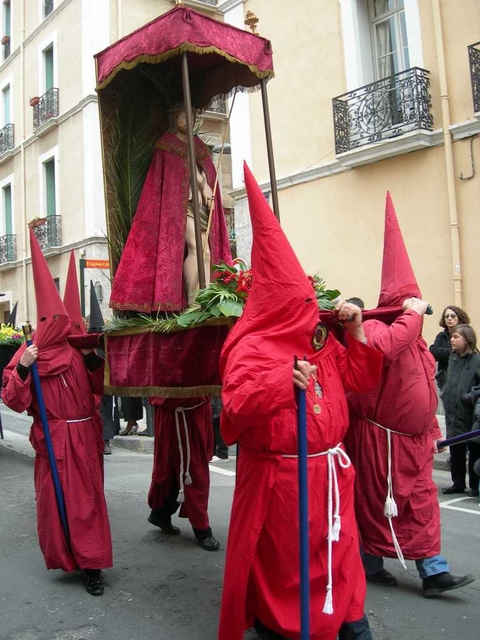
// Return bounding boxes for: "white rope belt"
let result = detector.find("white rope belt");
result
[283,443,351,615]
[65,417,92,423]
[363,417,407,569]
[174,402,205,504]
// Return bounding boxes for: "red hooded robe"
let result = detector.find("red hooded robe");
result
[109,132,232,312]
[2,232,112,572]
[218,165,383,640]
[345,192,442,561]
[148,397,213,531]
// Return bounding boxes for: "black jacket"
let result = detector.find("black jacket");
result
[429,329,451,374]
[442,352,480,437]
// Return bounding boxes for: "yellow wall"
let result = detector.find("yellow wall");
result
[239,0,480,344]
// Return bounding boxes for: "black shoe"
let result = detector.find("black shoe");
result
[442,485,465,495]
[467,488,479,497]
[366,568,398,587]
[423,572,475,597]
[85,570,104,596]
[253,619,287,639]
[197,535,220,551]
[338,615,373,640]
[147,513,180,535]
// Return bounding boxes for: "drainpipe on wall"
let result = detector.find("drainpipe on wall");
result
[432,0,463,307]
[20,0,28,320]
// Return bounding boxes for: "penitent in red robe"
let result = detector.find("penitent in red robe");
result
[148,398,213,530]
[345,311,442,560]
[109,132,232,313]
[2,347,113,572]
[219,334,383,640]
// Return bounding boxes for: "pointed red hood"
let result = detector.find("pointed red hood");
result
[63,251,86,336]
[220,163,319,373]
[377,192,421,308]
[30,229,72,374]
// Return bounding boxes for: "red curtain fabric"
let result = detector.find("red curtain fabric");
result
[104,323,229,396]
[95,6,274,98]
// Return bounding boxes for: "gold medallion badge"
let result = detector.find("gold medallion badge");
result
[312,323,329,351]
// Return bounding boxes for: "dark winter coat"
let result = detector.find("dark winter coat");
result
[429,329,451,376]
[442,352,480,437]
[462,384,480,443]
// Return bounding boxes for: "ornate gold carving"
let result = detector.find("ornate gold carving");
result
[244,10,259,35]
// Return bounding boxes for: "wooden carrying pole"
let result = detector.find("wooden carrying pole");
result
[181,51,207,289]
[260,78,280,221]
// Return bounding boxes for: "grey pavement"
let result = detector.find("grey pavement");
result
[0,402,451,470]
[1,404,478,640]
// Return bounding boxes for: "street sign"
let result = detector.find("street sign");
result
[84,259,110,269]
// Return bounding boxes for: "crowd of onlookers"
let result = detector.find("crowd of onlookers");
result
[429,306,480,497]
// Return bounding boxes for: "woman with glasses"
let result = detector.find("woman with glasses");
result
[430,306,470,389]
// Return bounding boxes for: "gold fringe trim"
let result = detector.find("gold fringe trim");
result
[105,384,222,398]
[96,43,274,92]
[104,317,234,337]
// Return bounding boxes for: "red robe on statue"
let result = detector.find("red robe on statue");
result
[2,347,113,572]
[345,313,442,560]
[148,397,213,530]
[109,132,232,313]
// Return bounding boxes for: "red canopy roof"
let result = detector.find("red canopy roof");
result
[94,6,274,106]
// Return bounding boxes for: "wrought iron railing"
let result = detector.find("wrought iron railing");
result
[44,0,54,17]
[32,216,61,250]
[0,123,14,155]
[33,88,59,131]
[468,42,480,114]
[206,95,227,115]
[196,0,218,5]
[0,233,16,263]
[332,67,433,155]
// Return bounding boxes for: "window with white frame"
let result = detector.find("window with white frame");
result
[44,0,54,19]
[3,182,12,235]
[44,44,54,92]
[3,0,11,61]
[44,157,56,216]
[3,83,10,125]
[340,0,423,91]
[369,0,410,79]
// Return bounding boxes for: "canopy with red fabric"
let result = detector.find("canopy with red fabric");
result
[95,5,274,105]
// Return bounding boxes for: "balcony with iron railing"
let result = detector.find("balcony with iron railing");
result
[31,216,62,251]
[0,233,16,264]
[32,88,59,132]
[468,42,480,116]
[332,67,434,156]
[0,123,14,156]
